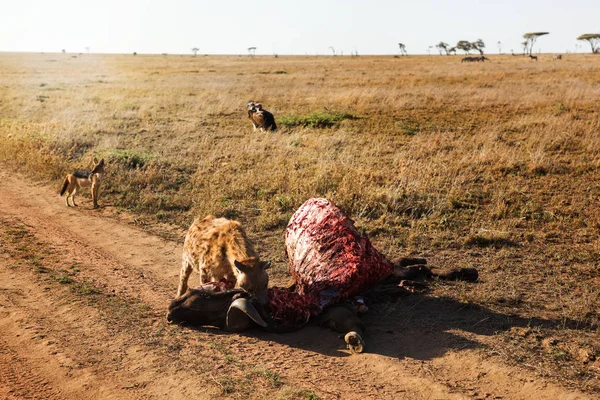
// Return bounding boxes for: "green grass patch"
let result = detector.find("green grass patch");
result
[395,121,421,136]
[106,149,155,169]
[279,110,358,128]
[51,272,73,284]
[71,282,99,295]
[247,367,284,388]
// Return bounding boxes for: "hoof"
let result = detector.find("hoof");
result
[345,331,365,354]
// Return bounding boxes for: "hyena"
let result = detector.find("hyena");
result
[177,215,270,304]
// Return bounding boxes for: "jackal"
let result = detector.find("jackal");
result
[59,157,105,208]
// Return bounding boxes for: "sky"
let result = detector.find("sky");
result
[1,0,599,55]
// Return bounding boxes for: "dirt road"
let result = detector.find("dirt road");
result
[0,168,590,399]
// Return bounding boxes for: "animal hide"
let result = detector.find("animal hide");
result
[267,198,394,327]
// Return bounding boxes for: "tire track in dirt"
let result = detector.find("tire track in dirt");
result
[0,338,61,400]
[0,216,218,399]
[0,173,179,312]
[0,271,137,399]
[0,168,592,399]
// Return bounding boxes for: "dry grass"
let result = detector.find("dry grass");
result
[1,52,599,391]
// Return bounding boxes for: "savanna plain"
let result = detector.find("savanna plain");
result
[0,52,599,399]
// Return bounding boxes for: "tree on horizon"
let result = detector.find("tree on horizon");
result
[436,42,450,55]
[577,34,600,53]
[523,32,549,55]
[456,41,472,54]
[471,39,485,55]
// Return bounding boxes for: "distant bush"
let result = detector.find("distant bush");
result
[107,149,154,169]
[279,111,358,128]
[258,70,287,74]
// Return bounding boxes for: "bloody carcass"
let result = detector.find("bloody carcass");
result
[268,198,394,322]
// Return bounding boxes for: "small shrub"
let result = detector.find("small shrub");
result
[72,283,99,295]
[107,149,153,169]
[464,232,517,248]
[275,194,293,212]
[247,367,284,388]
[51,272,73,284]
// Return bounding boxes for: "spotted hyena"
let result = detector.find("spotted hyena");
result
[176,216,270,304]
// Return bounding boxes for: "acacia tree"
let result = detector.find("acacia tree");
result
[470,39,485,55]
[523,32,549,55]
[456,40,472,54]
[248,47,257,57]
[191,47,199,57]
[398,43,407,56]
[577,34,600,53]
[436,42,450,55]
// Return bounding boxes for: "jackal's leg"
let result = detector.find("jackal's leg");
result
[65,183,75,206]
[71,188,78,207]
[176,255,194,297]
[91,182,99,208]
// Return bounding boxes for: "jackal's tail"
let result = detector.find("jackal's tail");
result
[59,177,69,196]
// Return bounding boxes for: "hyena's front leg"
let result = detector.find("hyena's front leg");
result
[176,255,195,297]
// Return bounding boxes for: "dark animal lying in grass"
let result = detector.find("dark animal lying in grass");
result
[166,288,269,331]
[167,285,366,352]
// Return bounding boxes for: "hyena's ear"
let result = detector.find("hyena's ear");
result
[234,260,252,275]
[93,157,99,164]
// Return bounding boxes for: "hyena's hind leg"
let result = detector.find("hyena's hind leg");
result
[176,254,195,297]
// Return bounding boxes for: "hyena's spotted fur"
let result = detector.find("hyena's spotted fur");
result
[177,216,270,303]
